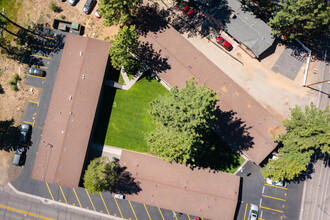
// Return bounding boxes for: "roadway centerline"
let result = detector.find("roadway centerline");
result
[0,204,54,220]
[72,188,82,208]
[158,207,165,220]
[85,189,96,211]
[260,206,284,213]
[31,54,50,59]
[99,192,110,215]
[128,200,138,220]
[262,194,286,201]
[59,186,68,204]
[45,183,54,200]
[264,184,288,190]
[113,197,123,218]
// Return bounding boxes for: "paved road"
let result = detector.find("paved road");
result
[300,156,330,220]
[235,161,304,220]
[0,185,115,220]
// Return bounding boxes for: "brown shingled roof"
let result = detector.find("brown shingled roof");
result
[32,34,110,188]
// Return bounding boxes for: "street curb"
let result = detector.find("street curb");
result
[298,180,307,220]
[7,183,125,220]
[234,159,249,175]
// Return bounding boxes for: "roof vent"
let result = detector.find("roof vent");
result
[80,51,83,56]
[61,130,65,134]
[82,75,86,79]
[59,111,62,114]
[69,96,73,100]
[64,147,67,151]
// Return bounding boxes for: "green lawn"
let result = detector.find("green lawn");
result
[104,77,169,152]
[0,0,22,40]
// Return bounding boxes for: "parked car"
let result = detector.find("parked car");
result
[114,194,124,199]
[13,146,25,166]
[266,177,287,187]
[68,0,78,6]
[249,204,259,220]
[94,9,101,18]
[194,218,201,220]
[19,124,30,143]
[216,36,233,51]
[176,1,195,17]
[28,67,46,77]
[82,0,96,14]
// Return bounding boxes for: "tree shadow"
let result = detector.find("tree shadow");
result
[130,2,170,37]
[113,165,142,195]
[0,119,20,151]
[214,108,254,151]
[137,42,171,74]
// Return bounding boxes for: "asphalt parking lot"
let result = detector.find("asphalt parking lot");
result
[12,28,205,220]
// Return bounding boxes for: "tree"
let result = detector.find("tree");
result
[146,78,219,164]
[83,157,118,193]
[109,25,141,75]
[261,103,330,181]
[99,0,142,26]
[268,0,330,39]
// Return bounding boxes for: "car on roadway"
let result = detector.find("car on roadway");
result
[176,1,195,17]
[68,0,78,6]
[249,204,259,220]
[94,9,101,18]
[216,36,233,51]
[12,146,25,166]
[83,0,96,14]
[19,124,31,143]
[266,177,287,187]
[27,67,46,77]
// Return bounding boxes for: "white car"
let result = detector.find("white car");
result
[249,204,259,220]
[266,177,287,187]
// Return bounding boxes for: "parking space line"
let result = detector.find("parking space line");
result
[0,204,54,220]
[144,204,152,220]
[72,189,82,208]
[85,189,96,211]
[187,214,191,220]
[32,44,53,50]
[31,54,50,59]
[262,194,286,201]
[59,186,68,204]
[99,193,110,215]
[45,183,54,200]
[172,211,178,220]
[258,218,265,220]
[113,197,123,218]
[23,120,34,127]
[29,100,39,107]
[35,35,55,40]
[243,203,248,220]
[32,64,48,69]
[128,200,138,220]
[27,74,45,79]
[264,184,288,190]
[260,206,283,213]
[158,207,165,220]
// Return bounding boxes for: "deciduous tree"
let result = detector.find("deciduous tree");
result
[83,157,118,193]
[99,0,142,26]
[146,79,219,164]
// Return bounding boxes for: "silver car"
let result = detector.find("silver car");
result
[249,204,259,220]
[19,124,30,143]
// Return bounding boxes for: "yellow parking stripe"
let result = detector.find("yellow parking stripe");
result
[72,189,82,208]
[31,54,50,59]
[114,197,123,218]
[144,204,152,220]
[29,100,39,107]
[32,64,48,69]
[264,184,287,190]
[128,200,138,220]
[158,207,165,220]
[99,193,110,215]
[23,121,34,127]
[187,214,191,220]
[32,44,53,50]
[262,194,286,201]
[27,74,45,79]
[260,206,283,213]
[85,189,96,211]
[172,211,178,220]
[45,183,54,200]
[258,218,266,220]
[0,204,53,220]
[35,35,55,40]
[59,186,68,204]
[243,203,248,220]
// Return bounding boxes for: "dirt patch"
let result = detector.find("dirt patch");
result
[0,150,21,186]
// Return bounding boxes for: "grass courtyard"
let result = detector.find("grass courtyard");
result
[104,76,169,152]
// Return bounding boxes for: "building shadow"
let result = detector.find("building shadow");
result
[258,37,279,61]
[114,165,142,195]
[234,177,243,220]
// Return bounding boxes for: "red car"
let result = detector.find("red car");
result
[176,2,195,17]
[94,9,101,18]
[216,36,233,51]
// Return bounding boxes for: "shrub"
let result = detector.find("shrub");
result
[49,1,62,13]
[8,74,21,91]
[59,14,66,20]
